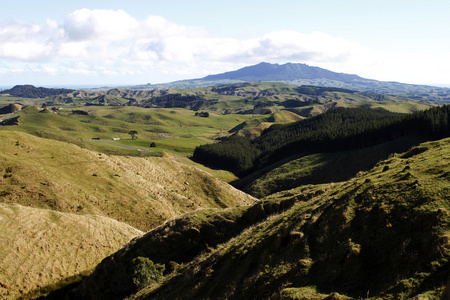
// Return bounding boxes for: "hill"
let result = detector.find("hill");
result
[0,203,143,299]
[0,131,255,231]
[0,103,22,114]
[55,136,450,300]
[193,105,450,177]
[131,63,450,103]
[0,85,75,98]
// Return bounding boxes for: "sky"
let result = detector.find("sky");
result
[0,0,449,87]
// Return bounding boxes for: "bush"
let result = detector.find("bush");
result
[131,257,165,290]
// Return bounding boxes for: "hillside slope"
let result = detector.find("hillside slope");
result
[61,137,450,300]
[137,138,450,299]
[0,131,255,231]
[0,203,143,299]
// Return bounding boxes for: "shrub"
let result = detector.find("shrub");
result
[131,257,165,290]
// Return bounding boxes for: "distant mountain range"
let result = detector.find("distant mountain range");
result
[132,62,450,103]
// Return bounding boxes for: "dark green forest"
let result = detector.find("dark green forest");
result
[139,93,209,109]
[1,85,75,98]
[193,105,450,175]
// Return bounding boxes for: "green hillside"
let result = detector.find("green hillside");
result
[0,83,445,300]
[0,131,255,231]
[60,136,450,300]
[0,105,263,158]
[193,105,450,176]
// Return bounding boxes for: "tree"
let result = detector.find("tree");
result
[150,142,156,147]
[129,130,138,140]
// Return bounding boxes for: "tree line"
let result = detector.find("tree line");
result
[1,85,74,98]
[192,105,450,175]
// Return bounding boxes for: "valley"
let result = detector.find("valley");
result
[0,75,449,299]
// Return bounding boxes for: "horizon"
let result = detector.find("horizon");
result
[1,61,450,90]
[1,0,450,87]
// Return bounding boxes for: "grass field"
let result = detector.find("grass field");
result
[0,203,143,299]
[0,131,255,231]
[0,105,266,157]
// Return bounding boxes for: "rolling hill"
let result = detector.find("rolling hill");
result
[0,85,75,98]
[54,136,450,300]
[0,203,143,300]
[0,131,255,231]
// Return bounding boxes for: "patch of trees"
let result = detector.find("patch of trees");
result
[192,135,260,174]
[72,110,89,115]
[1,85,74,98]
[280,99,321,108]
[193,105,450,176]
[211,83,253,94]
[254,100,275,109]
[139,94,207,109]
[295,85,355,95]
[195,111,209,117]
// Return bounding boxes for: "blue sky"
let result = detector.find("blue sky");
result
[0,0,449,87]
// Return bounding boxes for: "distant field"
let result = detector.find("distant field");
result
[0,105,263,157]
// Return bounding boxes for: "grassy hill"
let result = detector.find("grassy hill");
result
[0,203,143,300]
[0,84,445,300]
[0,105,266,158]
[60,136,450,300]
[0,131,255,231]
[237,135,422,198]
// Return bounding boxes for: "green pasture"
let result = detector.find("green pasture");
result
[0,105,261,157]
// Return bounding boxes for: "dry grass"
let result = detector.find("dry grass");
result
[0,203,143,299]
[0,131,255,231]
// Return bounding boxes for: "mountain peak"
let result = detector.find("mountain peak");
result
[201,62,361,82]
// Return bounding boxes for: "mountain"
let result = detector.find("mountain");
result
[131,62,450,103]
[202,62,362,82]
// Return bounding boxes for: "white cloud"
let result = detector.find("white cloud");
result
[0,8,448,85]
[64,9,138,41]
[0,20,42,42]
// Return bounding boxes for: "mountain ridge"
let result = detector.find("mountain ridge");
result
[131,62,450,103]
[201,62,363,83]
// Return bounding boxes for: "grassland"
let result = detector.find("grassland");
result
[0,203,143,300]
[0,83,443,299]
[117,137,450,300]
[0,105,267,158]
[0,131,255,231]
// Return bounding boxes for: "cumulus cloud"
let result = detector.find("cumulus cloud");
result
[0,8,448,85]
[64,9,138,41]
